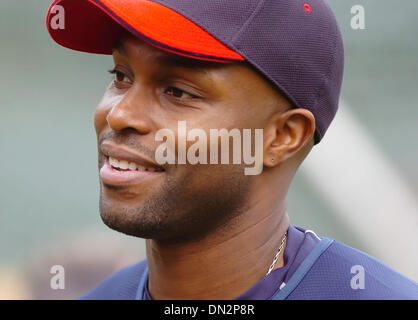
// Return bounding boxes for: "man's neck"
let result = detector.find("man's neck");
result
[145,198,290,300]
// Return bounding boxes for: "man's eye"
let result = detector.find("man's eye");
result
[164,86,195,99]
[108,68,130,83]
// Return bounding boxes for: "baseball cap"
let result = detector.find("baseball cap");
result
[46,0,344,145]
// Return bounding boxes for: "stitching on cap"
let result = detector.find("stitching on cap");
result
[149,0,259,51]
[230,0,267,45]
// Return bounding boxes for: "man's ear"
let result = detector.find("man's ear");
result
[263,108,316,167]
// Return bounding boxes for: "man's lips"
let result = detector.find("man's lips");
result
[100,141,163,171]
[99,141,164,186]
[100,160,164,186]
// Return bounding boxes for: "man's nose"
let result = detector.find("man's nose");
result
[106,88,152,135]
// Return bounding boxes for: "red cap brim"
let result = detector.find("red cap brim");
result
[46,0,245,63]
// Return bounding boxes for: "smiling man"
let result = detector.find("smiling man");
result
[46,0,417,300]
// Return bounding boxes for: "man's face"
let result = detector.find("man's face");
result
[94,34,283,244]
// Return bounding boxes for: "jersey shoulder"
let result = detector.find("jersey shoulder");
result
[288,239,418,300]
[79,259,147,300]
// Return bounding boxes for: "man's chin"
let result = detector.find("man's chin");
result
[99,202,155,239]
[97,165,252,243]
[97,174,178,240]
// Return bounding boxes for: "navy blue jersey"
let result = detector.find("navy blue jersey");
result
[80,226,418,300]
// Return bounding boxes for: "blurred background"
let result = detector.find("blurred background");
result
[0,0,417,299]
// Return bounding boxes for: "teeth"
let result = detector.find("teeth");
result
[109,157,118,167]
[108,157,162,172]
[117,160,128,170]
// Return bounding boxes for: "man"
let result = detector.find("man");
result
[46,0,417,299]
